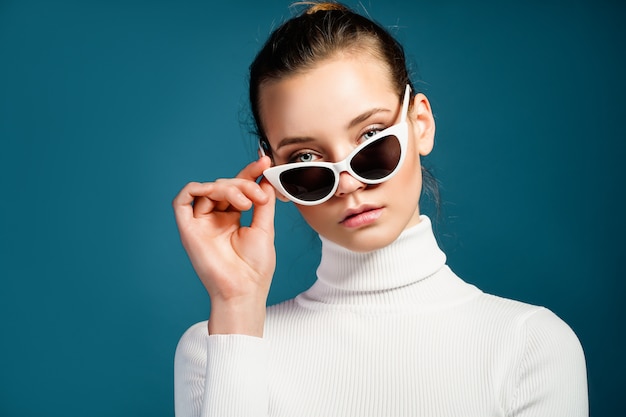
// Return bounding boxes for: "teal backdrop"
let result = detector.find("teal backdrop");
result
[1,0,624,415]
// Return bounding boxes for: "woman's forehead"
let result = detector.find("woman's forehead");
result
[258,57,398,139]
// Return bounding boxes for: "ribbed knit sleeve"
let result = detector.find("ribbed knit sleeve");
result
[174,322,269,417]
[507,308,588,417]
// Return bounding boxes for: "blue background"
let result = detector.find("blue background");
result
[1,0,624,415]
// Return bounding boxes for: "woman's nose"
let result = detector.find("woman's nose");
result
[335,171,366,197]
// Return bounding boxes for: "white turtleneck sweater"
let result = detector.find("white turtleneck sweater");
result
[174,216,588,417]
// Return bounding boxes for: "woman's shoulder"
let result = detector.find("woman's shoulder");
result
[469,291,585,362]
[471,291,576,334]
[472,294,588,413]
[476,291,575,328]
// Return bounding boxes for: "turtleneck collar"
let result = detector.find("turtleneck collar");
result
[316,215,445,292]
[296,216,479,310]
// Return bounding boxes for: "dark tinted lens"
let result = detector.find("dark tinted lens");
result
[280,166,336,202]
[351,135,401,180]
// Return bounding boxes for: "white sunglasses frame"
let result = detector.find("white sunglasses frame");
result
[260,84,412,206]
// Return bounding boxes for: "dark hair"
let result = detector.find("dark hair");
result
[249,2,412,144]
[248,1,440,215]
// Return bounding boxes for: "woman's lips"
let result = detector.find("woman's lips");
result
[340,207,383,228]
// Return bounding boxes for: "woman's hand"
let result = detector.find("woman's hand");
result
[172,156,276,336]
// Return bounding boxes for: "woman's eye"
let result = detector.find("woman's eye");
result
[362,129,382,141]
[290,152,316,163]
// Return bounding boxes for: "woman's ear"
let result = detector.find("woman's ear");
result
[409,93,436,156]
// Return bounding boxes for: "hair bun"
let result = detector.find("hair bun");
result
[294,1,349,15]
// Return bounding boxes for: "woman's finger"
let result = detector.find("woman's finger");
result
[192,196,214,216]
[206,180,269,212]
[172,182,214,224]
[235,156,272,181]
[174,177,272,223]
[250,179,276,238]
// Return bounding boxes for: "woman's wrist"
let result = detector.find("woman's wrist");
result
[208,297,267,337]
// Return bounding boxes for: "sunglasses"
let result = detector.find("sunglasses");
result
[260,84,411,206]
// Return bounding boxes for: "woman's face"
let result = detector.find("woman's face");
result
[259,53,435,252]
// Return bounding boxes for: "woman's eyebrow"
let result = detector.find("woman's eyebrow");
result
[347,108,392,129]
[275,136,316,151]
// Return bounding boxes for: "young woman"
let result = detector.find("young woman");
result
[172,3,588,416]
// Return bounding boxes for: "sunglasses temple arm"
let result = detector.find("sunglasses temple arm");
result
[401,84,411,123]
[258,142,266,157]
[258,140,276,163]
